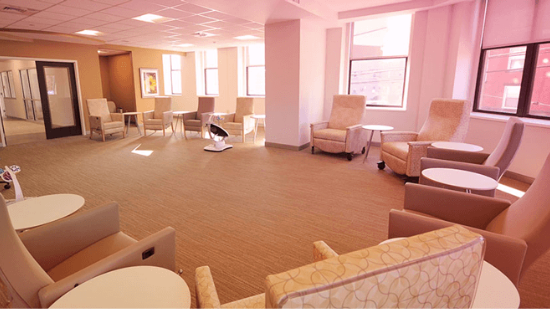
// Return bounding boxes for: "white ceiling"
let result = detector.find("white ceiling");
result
[0,0,460,52]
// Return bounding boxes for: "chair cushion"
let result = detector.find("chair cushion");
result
[153,97,172,119]
[143,119,163,125]
[313,128,346,142]
[103,121,124,130]
[47,232,136,281]
[381,142,409,161]
[184,119,201,127]
[223,122,243,130]
[87,99,112,122]
[327,95,365,130]
[197,97,215,119]
[222,293,265,308]
[235,98,254,123]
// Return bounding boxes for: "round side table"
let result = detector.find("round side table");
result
[432,141,484,152]
[362,125,394,163]
[421,168,498,193]
[252,114,265,143]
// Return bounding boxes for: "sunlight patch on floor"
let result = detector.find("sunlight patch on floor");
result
[131,144,153,157]
[497,183,525,198]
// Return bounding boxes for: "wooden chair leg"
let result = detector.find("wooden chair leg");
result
[102,131,105,142]
[122,129,126,138]
[171,122,174,133]
[242,129,245,143]
[162,127,165,136]
[90,131,93,140]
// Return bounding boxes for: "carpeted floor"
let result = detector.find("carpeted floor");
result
[3,117,46,145]
[0,127,548,308]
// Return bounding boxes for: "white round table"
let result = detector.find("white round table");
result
[379,238,520,308]
[432,141,484,152]
[8,194,84,231]
[122,112,142,136]
[49,266,191,308]
[252,114,266,143]
[173,111,194,137]
[362,125,394,163]
[422,168,498,193]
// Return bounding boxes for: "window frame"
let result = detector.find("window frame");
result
[473,41,550,120]
[163,54,182,96]
[246,64,265,97]
[347,56,408,108]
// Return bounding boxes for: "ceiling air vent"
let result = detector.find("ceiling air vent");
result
[2,6,38,16]
[193,32,215,38]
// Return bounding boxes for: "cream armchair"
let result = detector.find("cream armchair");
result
[311,95,367,161]
[420,116,525,196]
[220,97,255,143]
[142,97,174,136]
[379,98,470,177]
[196,225,485,308]
[183,96,215,138]
[86,98,125,142]
[0,197,176,308]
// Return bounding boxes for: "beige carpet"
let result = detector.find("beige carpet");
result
[3,117,46,146]
[0,127,548,308]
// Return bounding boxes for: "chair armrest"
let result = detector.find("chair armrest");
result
[404,183,511,229]
[381,131,418,143]
[200,112,213,124]
[388,210,526,285]
[427,147,490,164]
[20,202,121,272]
[420,157,500,183]
[110,113,123,122]
[88,116,103,130]
[38,227,176,308]
[221,113,235,124]
[313,241,338,262]
[183,112,198,121]
[142,110,154,121]
[163,110,173,124]
[310,121,329,132]
[195,266,222,308]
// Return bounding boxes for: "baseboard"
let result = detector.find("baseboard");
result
[504,170,534,184]
[265,141,310,151]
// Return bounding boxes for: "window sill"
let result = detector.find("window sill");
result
[471,112,550,129]
[365,106,407,111]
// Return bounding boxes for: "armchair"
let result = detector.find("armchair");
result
[86,98,125,142]
[0,196,176,308]
[420,117,524,196]
[389,153,550,286]
[379,98,470,176]
[220,97,255,143]
[310,95,367,161]
[142,97,174,136]
[196,225,485,308]
[183,96,215,139]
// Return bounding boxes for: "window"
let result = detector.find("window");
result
[348,14,411,107]
[246,44,265,96]
[162,54,182,95]
[0,71,15,99]
[204,50,218,95]
[474,42,550,119]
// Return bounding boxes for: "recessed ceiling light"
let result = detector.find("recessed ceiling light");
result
[234,35,260,40]
[176,43,194,47]
[133,13,173,23]
[76,30,102,36]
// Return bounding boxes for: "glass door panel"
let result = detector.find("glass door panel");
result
[19,69,35,120]
[28,68,43,120]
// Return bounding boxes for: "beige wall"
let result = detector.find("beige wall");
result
[0,59,36,119]
[99,56,111,100]
[103,53,136,112]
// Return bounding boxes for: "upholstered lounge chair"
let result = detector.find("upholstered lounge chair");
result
[196,225,485,308]
[0,197,176,308]
[183,96,215,139]
[389,153,550,286]
[142,97,174,136]
[379,98,470,176]
[310,95,367,161]
[220,97,255,143]
[420,116,524,196]
[86,98,125,142]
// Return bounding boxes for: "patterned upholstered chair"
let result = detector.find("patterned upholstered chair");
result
[196,225,485,308]
[379,98,470,177]
[310,95,366,161]
[183,96,215,139]
[420,117,524,196]
[0,196,176,308]
[390,153,550,286]
[220,97,255,143]
[142,97,174,136]
[86,98,125,142]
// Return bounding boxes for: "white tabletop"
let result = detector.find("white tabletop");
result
[362,125,394,131]
[252,114,266,119]
[422,168,498,191]
[50,266,191,308]
[432,141,484,152]
[8,194,84,231]
[121,111,140,116]
[173,111,193,115]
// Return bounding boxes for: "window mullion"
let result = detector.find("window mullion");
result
[517,44,537,117]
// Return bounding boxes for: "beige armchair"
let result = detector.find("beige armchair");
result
[311,95,367,161]
[142,97,174,136]
[379,98,470,176]
[86,98,125,142]
[220,97,255,143]
[389,153,550,286]
[183,96,215,139]
[0,197,176,308]
[420,116,525,196]
[196,225,485,308]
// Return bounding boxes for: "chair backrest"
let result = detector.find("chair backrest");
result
[86,99,112,122]
[327,95,366,130]
[0,195,54,308]
[417,99,470,142]
[197,97,216,119]
[483,117,524,179]
[265,225,485,308]
[154,97,173,119]
[486,152,550,275]
[235,97,254,123]
[107,101,117,113]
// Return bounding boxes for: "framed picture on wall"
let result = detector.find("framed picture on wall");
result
[139,68,159,98]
